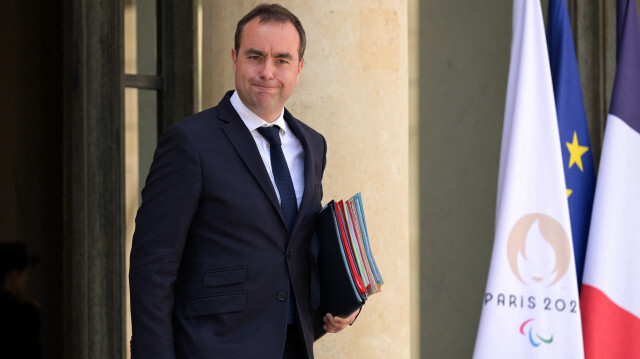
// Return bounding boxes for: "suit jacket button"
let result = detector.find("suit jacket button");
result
[286,250,292,259]
[278,291,288,301]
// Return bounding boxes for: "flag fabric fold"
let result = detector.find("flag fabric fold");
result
[580,0,640,357]
[547,0,596,287]
[473,0,584,357]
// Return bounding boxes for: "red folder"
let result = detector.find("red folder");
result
[334,201,366,295]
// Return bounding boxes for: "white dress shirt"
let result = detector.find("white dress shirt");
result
[230,91,305,208]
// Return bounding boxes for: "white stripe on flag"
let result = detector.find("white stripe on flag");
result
[473,0,584,357]
[582,114,640,318]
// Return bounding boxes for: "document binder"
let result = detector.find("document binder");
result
[312,193,383,317]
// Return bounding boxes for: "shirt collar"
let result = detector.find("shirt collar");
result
[230,91,287,134]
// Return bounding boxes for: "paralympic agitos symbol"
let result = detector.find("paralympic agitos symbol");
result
[520,318,553,347]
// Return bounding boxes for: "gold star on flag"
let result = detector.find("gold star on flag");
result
[567,189,573,198]
[566,131,589,171]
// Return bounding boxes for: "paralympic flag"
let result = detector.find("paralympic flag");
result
[473,0,584,357]
[580,0,640,357]
[546,0,596,287]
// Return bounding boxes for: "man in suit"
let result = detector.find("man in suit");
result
[129,4,359,358]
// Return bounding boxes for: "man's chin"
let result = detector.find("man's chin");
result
[254,95,280,108]
[248,98,283,121]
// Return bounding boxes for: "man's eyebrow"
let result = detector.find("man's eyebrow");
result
[244,48,294,60]
[273,52,294,60]
[244,48,266,57]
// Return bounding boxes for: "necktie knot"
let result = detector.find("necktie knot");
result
[257,126,282,146]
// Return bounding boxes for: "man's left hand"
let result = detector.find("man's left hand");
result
[322,308,361,333]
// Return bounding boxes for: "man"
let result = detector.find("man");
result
[129,4,358,358]
[0,242,41,359]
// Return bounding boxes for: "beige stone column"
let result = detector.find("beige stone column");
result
[202,1,410,358]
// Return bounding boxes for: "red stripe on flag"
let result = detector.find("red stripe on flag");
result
[581,284,640,359]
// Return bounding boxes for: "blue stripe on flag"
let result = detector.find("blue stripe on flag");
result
[547,0,596,287]
[610,0,640,131]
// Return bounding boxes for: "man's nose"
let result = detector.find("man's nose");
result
[259,60,275,79]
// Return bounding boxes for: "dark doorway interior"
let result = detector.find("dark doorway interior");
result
[0,2,64,358]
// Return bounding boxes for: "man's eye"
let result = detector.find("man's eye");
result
[248,56,260,61]
[278,59,289,64]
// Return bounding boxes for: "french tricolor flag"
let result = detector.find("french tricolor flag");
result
[580,0,640,357]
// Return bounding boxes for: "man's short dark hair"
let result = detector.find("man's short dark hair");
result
[235,3,306,62]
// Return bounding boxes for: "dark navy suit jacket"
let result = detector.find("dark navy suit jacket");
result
[129,91,327,358]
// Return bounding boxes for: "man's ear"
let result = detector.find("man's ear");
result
[231,48,237,72]
[296,57,304,81]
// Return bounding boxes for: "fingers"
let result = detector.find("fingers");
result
[322,313,351,333]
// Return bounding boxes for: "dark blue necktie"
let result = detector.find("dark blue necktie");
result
[257,126,298,233]
[258,126,299,324]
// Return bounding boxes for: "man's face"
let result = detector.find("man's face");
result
[232,18,304,122]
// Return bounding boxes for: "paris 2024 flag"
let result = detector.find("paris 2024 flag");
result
[580,0,640,357]
[473,0,584,357]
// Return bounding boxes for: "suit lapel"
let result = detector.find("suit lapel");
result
[285,110,318,239]
[218,92,285,224]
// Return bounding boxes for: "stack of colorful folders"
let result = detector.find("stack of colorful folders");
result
[314,193,384,317]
